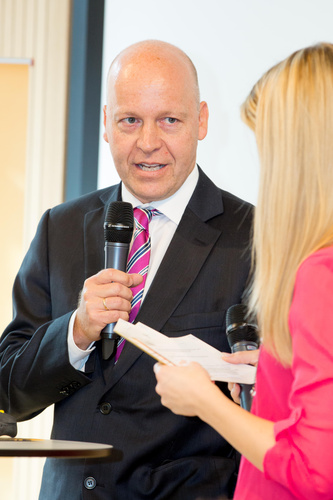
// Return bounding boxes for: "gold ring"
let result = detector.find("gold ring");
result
[103,298,109,311]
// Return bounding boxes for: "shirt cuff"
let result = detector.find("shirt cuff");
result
[67,310,95,372]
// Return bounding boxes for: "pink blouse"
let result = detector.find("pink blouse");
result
[234,246,333,499]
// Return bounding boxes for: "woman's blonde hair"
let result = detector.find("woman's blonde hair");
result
[242,43,333,365]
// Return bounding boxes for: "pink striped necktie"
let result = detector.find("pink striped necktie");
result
[115,207,160,361]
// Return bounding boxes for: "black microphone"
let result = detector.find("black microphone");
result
[0,411,17,437]
[101,201,134,360]
[226,304,259,411]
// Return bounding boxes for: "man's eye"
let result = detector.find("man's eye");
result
[124,117,137,124]
[165,117,178,124]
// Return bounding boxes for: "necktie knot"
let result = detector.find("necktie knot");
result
[133,207,161,233]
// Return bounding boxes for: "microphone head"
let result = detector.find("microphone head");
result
[226,304,259,350]
[104,201,134,243]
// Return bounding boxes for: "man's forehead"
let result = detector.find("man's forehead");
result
[107,82,195,119]
[107,65,194,104]
[109,57,185,85]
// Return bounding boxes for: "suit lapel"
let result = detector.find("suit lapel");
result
[137,209,222,331]
[83,186,121,279]
[83,207,105,279]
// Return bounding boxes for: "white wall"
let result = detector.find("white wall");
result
[98,0,333,205]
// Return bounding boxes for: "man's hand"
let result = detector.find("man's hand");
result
[73,269,143,350]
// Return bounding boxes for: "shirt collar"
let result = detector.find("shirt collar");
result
[121,165,199,225]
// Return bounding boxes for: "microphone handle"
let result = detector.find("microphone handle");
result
[101,242,130,360]
[239,383,253,412]
[231,341,257,412]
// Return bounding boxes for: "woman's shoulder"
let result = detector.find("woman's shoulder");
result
[297,245,333,279]
[291,245,333,321]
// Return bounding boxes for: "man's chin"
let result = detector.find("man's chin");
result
[129,187,173,204]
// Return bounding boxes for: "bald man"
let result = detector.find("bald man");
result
[0,41,253,500]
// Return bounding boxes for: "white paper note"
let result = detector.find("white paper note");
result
[114,319,256,384]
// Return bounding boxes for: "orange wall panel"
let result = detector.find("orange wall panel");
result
[0,62,30,330]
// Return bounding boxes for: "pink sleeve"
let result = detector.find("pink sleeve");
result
[263,250,333,499]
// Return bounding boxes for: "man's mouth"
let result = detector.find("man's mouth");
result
[136,163,166,172]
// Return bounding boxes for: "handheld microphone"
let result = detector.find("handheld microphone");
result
[226,304,259,411]
[101,201,134,360]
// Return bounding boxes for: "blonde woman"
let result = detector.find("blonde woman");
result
[154,43,333,499]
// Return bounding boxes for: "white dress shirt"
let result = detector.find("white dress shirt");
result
[68,165,199,370]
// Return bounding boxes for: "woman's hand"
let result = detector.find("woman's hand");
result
[154,362,217,416]
[222,349,260,405]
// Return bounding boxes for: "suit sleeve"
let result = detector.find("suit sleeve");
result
[0,210,91,421]
[263,250,333,499]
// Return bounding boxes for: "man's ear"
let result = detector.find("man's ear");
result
[198,101,209,141]
[103,105,109,143]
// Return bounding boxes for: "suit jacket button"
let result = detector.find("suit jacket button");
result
[99,402,112,415]
[84,477,96,490]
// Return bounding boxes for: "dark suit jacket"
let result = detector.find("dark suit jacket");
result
[0,168,253,500]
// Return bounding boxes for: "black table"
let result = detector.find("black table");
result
[0,438,116,459]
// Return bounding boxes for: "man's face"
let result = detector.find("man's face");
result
[103,56,208,203]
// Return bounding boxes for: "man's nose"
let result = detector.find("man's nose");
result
[136,123,162,153]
